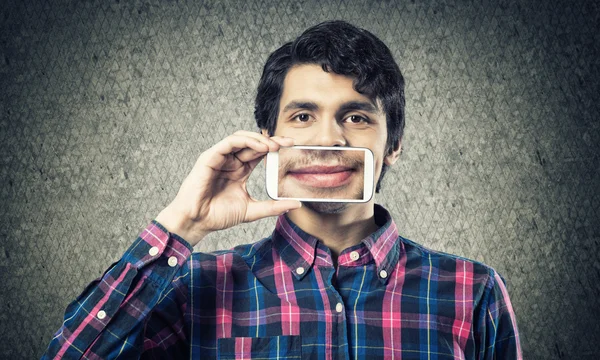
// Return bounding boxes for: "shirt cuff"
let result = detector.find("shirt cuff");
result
[122,220,194,271]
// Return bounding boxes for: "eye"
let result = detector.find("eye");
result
[344,114,370,124]
[292,113,312,122]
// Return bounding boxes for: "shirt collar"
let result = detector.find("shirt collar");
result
[272,203,400,283]
[273,212,319,280]
[360,204,401,284]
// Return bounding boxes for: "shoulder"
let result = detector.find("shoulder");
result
[398,235,502,288]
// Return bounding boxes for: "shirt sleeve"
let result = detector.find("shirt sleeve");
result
[478,270,523,360]
[41,220,194,359]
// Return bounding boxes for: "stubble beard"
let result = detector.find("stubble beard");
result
[302,201,350,214]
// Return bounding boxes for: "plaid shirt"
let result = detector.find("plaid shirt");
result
[42,204,522,359]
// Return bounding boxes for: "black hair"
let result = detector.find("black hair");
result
[254,20,405,193]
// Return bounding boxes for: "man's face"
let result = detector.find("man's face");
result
[263,64,398,213]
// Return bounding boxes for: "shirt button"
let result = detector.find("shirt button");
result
[350,251,360,261]
[149,246,159,256]
[168,256,178,267]
[97,310,106,320]
[335,302,343,313]
[379,270,388,279]
[296,267,305,275]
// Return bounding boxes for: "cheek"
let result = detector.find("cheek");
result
[276,129,298,138]
[274,126,315,143]
[372,148,387,179]
[374,157,383,180]
[272,121,292,137]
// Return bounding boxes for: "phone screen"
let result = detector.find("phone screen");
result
[267,146,373,202]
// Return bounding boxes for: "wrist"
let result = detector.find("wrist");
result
[155,207,211,246]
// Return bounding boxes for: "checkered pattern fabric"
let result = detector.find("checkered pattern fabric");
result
[42,204,521,359]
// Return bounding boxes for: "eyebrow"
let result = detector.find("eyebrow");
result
[281,100,380,115]
[337,101,379,115]
[282,101,319,113]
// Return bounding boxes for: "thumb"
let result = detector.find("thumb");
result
[245,200,302,223]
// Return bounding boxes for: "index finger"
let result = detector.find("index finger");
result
[213,135,269,155]
[231,136,296,163]
[201,135,270,170]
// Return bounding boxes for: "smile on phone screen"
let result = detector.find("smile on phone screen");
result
[277,147,365,200]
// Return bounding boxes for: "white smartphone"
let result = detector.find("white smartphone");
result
[265,146,374,203]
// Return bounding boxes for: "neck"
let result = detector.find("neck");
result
[286,201,379,259]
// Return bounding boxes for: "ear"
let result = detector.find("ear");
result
[384,139,402,166]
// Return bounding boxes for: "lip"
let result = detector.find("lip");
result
[288,166,355,188]
[288,165,354,174]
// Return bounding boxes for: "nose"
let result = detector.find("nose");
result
[310,118,347,147]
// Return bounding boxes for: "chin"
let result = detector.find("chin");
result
[302,201,349,214]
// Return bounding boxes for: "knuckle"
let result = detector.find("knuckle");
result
[238,130,253,137]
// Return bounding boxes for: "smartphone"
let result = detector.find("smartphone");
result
[265,146,374,202]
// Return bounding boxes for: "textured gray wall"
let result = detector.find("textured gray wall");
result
[1,0,598,358]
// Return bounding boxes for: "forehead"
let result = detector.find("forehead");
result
[279,64,382,112]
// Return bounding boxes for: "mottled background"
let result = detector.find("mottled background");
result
[0,0,598,358]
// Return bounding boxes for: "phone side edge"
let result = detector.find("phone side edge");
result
[265,151,279,200]
[363,148,375,202]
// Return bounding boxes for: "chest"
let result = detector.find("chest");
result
[189,264,476,359]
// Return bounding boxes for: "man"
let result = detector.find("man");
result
[43,21,522,359]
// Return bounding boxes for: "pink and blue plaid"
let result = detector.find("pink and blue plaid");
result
[42,204,521,359]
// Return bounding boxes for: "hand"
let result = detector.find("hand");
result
[155,130,302,246]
